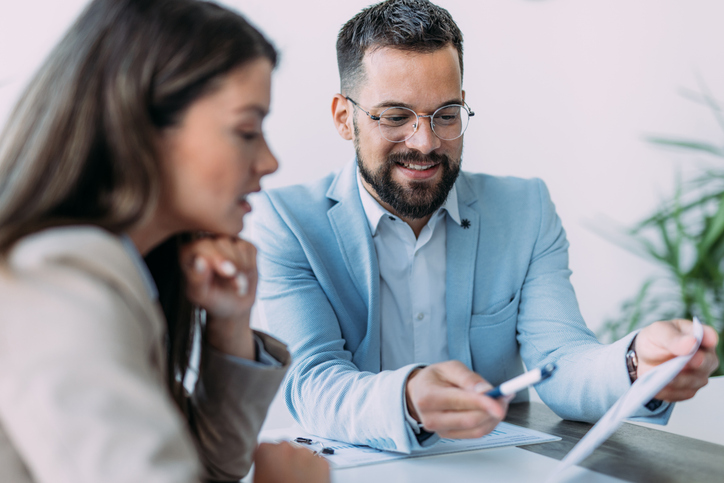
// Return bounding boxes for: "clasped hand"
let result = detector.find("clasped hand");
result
[181,235,331,483]
[180,235,258,360]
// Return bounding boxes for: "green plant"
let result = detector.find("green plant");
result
[598,103,724,376]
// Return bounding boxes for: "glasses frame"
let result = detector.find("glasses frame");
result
[345,96,475,143]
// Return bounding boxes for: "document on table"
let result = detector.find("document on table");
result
[548,317,704,481]
[270,422,560,469]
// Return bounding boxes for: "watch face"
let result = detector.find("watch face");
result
[626,349,638,368]
[626,349,638,383]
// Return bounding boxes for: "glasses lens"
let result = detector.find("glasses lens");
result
[432,105,469,140]
[377,107,417,142]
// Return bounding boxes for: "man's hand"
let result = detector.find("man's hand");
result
[405,360,510,439]
[254,442,330,483]
[636,319,719,401]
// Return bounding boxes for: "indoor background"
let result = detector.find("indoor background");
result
[2,0,723,336]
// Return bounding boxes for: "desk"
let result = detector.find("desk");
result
[257,377,724,482]
[506,402,724,483]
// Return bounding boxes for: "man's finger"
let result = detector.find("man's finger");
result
[640,321,698,361]
[422,408,497,432]
[420,387,507,420]
[438,420,501,440]
[701,325,719,350]
[685,349,719,375]
[434,360,488,391]
[415,385,488,412]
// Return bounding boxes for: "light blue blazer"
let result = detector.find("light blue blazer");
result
[252,161,670,453]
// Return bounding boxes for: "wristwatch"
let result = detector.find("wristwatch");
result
[625,336,638,383]
[625,335,664,411]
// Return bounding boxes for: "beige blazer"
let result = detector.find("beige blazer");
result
[0,227,290,483]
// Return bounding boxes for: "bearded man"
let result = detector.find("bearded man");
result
[251,0,718,453]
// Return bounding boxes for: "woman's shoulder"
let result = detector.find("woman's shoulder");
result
[6,225,143,286]
[7,225,125,269]
[2,226,158,326]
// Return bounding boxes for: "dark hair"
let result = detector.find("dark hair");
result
[336,0,463,96]
[0,0,276,410]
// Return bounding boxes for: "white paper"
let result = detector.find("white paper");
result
[265,422,560,469]
[548,317,704,481]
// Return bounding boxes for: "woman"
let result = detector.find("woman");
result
[0,0,328,482]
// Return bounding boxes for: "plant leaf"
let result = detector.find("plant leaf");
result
[646,137,724,157]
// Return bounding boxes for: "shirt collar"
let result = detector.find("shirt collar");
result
[356,166,461,236]
[120,234,159,300]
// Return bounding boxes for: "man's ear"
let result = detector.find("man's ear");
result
[331,94,354,141]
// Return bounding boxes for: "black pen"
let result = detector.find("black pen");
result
[293,437,335,455]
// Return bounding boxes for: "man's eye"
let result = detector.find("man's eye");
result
[434,114,459,125]
[380,115,411,126]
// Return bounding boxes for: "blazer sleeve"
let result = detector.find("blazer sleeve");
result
[187,331,290,481]
[515,179,671,423]
[0,264,201,483]
[252,192,427,454]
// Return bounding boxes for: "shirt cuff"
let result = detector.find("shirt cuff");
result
[204,334,284,369]
[254,333,283,367]
[404,399,424,434]
[402,365,437,444]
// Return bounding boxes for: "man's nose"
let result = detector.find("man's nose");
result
[404,115,441,154]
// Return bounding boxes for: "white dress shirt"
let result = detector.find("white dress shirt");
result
[357,170,461,371]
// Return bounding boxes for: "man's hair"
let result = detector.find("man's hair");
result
[336,0,463,96]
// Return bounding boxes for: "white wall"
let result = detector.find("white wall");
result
[2,0,723,334]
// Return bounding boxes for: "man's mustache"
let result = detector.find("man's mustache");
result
[387,151,449,166]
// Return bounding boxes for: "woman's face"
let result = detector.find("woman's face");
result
[156,58,278,236]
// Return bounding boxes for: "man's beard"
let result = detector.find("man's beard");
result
[355,130,461,220]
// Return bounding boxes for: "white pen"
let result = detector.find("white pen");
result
[479,363,557,399]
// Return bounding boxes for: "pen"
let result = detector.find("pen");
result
[293,437,335,455]
[480,363,557,398]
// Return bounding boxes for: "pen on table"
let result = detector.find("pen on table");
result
[477,363,557,398]
[293,437,335,455]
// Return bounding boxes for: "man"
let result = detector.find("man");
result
[251,0,718,453]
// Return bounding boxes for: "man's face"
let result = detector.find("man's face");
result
[351,44,464,220]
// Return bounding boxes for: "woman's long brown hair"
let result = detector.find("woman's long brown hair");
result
[0,0,276,410]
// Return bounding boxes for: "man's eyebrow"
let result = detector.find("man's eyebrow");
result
[372,99,464,111]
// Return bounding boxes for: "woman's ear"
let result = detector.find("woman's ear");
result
[331,94,354,141]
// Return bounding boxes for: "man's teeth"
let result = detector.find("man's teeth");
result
[400,162,434,171]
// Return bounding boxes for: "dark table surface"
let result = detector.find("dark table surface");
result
[505,402,724,483]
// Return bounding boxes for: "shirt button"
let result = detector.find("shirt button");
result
[416,313,425,321]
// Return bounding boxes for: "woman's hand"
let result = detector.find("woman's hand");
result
[254,442,330,483]
[180,235,257,360]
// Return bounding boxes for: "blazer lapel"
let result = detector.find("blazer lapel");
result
[446,174,479,369]
[326,161,381,371]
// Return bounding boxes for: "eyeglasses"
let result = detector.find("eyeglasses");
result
[346,96,474,143]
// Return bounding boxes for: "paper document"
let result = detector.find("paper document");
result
[549,317,704,481]
[267,422,559,469]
